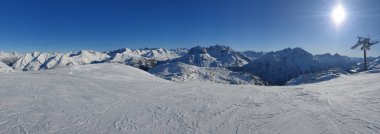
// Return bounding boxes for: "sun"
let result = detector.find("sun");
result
[331,4,346,25]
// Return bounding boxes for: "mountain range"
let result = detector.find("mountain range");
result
[1,46,378,85]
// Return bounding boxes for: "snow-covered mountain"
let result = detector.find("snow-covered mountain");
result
[354,56,380,71]
[108,48,180,61]
[168,45,251,67]
[1,63,379,133]
[242,50,266,61]
[243,48,325,85]
[149,62,267,85]
[0,51,21,66]
[368,57,380,70]
[285,68,348,85]
[12,50,109,71]
[8,48,179,71]
[106,48,181,70]
[132,48,180,61]
[106,48,158,70]
[2,46,378,86]
[0,61,13,72]
[170,48,189,57]
[315,53,357,72]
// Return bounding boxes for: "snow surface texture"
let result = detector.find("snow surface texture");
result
[285,68,348,85]
[149,62,267,85]
[0,63,379,133]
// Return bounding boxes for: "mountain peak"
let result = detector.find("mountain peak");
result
[188,46,207,54]
[243,47,324,85]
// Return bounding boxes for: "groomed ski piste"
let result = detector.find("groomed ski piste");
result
[0,63,379,134]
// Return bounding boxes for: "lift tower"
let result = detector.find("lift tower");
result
[351,36,379,71]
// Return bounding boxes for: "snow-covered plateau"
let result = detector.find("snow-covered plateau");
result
[0,63,379,134]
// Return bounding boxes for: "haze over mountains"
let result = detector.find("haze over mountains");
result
[1,45,379,85]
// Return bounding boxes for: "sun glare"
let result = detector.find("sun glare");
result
[331,4,346,25]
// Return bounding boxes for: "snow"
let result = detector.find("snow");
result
[353,56,380,72]
[107,48,180,62]
[243,48,325,85]
[242,50,266,61]
[0,63,379,133]
[12,50,109,71]
[315,53,357,72]
[134,48,179,61]
[170,48,189,57]
[0,51,21,66]
[168,45,251,67]
[0,61,13,72]
[285,68,348,85]
[149,62,267,85]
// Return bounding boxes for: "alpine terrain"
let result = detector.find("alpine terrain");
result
[0,63,379,133]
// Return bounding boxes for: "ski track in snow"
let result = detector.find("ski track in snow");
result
[0,63,379,134]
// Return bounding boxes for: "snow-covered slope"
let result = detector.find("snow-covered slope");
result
[285,68,348,85]
[170,48,189,56]
[0,51,21,66]
[168,45,251,67]
[107,48,158,70]
[12,50,109,71]
[368,57,380,69]
[0,61,13,72]
[243,48,324,85]
[206,45,251,67]
[0,63,379,133]
[243,48,325,85]
[108,48,180,61]
[9,48,179,71]
[149,62,267,85]
[315,53,357,72]
[168,46,220,67]
[132,48,179,61]
[242,50,266,61]
[354,56,380,71]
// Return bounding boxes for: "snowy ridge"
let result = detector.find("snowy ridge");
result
[12,50,109,71]
[7,48,180,71]
[0,61,13,72]
[170,48,189,56]
[0,63,379,133]
[107,48,180,61]
[315,53,357,72]
[1,46,377,86]
[353,56,380,72]
[149,62,267,85]
[242,50,266,61]
[168,45,251,67]
[0,51,21,66]
[243,47,325,85]
[285,68,348,85]
[134,48,179,61]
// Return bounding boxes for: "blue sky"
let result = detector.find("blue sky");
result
[0,0,380,57]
